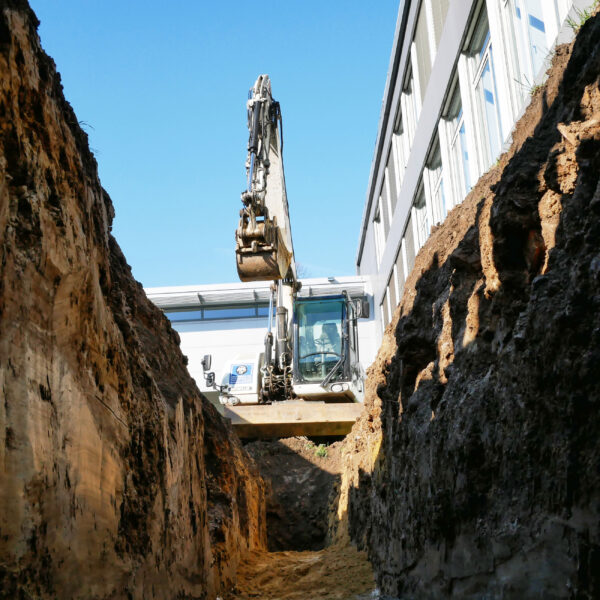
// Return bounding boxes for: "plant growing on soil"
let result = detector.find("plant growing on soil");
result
[315,444,328,458]
[514,75,545,97]
[566,2,599,31]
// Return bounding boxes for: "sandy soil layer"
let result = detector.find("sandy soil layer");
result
[0,2,266,598]
[227,540,376,600]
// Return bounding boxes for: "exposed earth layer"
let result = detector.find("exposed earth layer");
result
[335,10,600,599]
[0,2,266,598]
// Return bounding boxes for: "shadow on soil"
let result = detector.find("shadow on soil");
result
[347,12,600,598]
[244,436,344,552]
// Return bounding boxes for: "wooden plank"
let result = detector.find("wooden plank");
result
[223,401,363,439]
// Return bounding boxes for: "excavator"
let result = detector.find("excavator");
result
[201,75,367,438]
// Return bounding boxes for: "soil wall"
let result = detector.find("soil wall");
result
[0,2,266,598]
[336,12,600,599]
[245,437,343,552]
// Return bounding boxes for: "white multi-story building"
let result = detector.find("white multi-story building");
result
[357,0,593,343]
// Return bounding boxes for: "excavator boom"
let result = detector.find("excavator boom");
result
[236,75,296,283]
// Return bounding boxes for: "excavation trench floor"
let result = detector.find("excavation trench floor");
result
[228,540,376,600]
[233,437,377,599]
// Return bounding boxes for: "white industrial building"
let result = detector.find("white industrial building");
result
[357,0,593,342]
[146,277,377,407]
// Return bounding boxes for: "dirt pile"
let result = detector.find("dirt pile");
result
[245,437,344,551]
[0,2,266,598]
[335,12,600,599]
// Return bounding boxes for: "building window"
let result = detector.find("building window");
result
[387,270,398,320]
[392,110,407,187]
[402,66,419,148]
[381,288,390,329]
[394,243,406,304]
[413,184,429,252]
[515,0,548,77]
[429,0,450,47]
[386,153,398,216]
[468,5,503,168]
[404,214,416,273]
[503,0,550,104]
[381,191,391,237]
[166,303,270,322]
[425,139,446,226]
[413,0,432,101]
[373,191,390,265]
[554,0,572,25]
[444,79,471,203]
[381,175,393,226]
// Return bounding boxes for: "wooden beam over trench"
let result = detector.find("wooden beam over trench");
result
[223,401,364,439]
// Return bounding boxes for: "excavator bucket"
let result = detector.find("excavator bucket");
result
[236,248,280,282]
[236,227,293,282]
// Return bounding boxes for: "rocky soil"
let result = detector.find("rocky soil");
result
[335,11,600,600]
[0,2,266,598]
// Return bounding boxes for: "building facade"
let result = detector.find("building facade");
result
[146,276,377,407]
[357,0,592,343]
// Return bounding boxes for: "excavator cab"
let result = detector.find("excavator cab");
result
[292,295,363,401]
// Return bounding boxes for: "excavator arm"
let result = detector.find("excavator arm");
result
[236,75,296,284]
[221,75,366,431]
[236,75,299,403]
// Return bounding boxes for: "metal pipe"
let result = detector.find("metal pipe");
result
[247,100,261,192]
[267,286,274,334]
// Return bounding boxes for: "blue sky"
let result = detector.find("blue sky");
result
[30,1,398,287]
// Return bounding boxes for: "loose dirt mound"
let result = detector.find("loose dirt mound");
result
[336,11,600,600]
[245,437,344,551]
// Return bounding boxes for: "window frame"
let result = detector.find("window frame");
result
[424,137,446,226]
[413,182,429,253]
[373,199,386,266]
[467,5,503,170]
[166,303,272,323]
[401,64,419,149]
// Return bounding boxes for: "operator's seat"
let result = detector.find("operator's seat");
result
[319,322,341,354]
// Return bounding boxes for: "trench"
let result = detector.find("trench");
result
[227,436,379,600]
